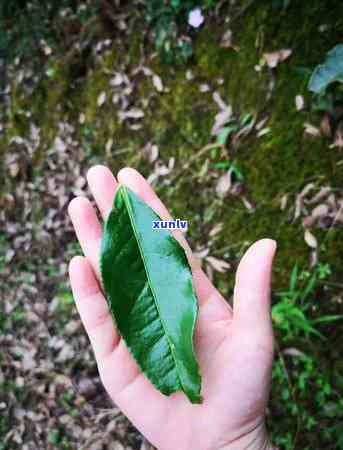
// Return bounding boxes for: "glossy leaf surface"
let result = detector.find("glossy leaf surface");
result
[100,185,202,403]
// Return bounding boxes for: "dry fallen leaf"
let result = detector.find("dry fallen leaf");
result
[311,203,329,218]
[142,142,159,164]
[295,95,304,111]
[185,70,194,81]
[299,182,315,198]
[220,29,237,49]
[280,194,288,211]
[79,113,85,124]
[199,83,211,93]
[118,108,144,121]
[330,126,343,149]
[320,114,332,137]
[209,223,223,237]
[109,73,124,87]
[264,49,292,68]
[283,347,306,357]
[213,91,229,111]
[327,193,337,209]
[97,91,107,107]
[9,161,20,178]
[242,196,256,213]
[307,186,331,204]
[5,248,15,262]
[302,215,317,228]
[152,74,163,92]
[105,138,113,155]
[206,256,231,273]
[193,247,210,261]
[216,170,232,198]
[304,229,318,249]
[304,123,321,137]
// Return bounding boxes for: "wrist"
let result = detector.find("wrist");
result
[217,422,276,450]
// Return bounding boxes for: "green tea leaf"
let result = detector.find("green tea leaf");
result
[309,44,343,94]
[100,185,202,403]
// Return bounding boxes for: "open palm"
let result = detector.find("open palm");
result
[68,166,276,450]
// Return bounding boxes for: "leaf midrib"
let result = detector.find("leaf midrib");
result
[121,185,183,391]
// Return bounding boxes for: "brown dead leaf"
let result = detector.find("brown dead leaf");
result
[255,116,269,131]
[193,247,210,260]
[283,347,306,357]
[307,186,331,204]
[304,123,320,137]
[5,248,15,262]
[280,194,288,211]
[79,112,85,124]
[216,170,232,198]
[310,248,318,267]
[302,215,317,228]
[330,126,343,149]
[199,83,211,93]
[300,183,315,198]
[211,91,233,135]
[118,108,144,122]
[320,114,332,137]
[209,223,223,237]
[311,203,329,218]
[142,142,159,164]
[241,196,256,213]
[212,108,233,135]
[109,73,124,87]
[220,29,238,50]
[294,195,303,221]
[327,193,337,210]
[264,49,292,68]
[213,91,229,111]
[304,229,318,249]
[105,138,113,155]
[97,91,107,107]
[152,74,163,92]
[9,161,20,178]
[0,193,15,209]
[206,256,231,273]
[295,95,304,111]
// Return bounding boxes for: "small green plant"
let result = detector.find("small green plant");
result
[272,263,342,341]
[215,113,254,146]
[271,263,343,448]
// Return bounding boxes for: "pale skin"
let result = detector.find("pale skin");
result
[68,165,277,450]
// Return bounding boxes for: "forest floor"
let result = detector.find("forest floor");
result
[1,1,343,449]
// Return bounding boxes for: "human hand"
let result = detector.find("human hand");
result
[68,165,277,450]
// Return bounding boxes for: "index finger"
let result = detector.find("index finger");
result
[87,166,232,318]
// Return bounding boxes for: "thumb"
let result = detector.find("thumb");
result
[233,239,277,335]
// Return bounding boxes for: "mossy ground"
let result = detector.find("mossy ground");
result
[1,1,343,448]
